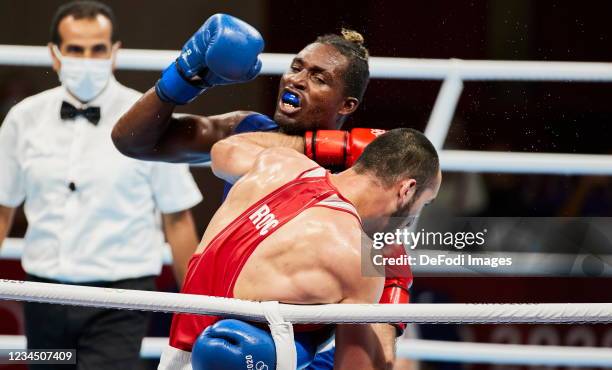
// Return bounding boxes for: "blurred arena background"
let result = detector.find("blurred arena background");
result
[1,0,611,369]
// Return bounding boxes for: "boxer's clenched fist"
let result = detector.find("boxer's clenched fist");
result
[191,319,276,370]
[156,14,264,105]
[305,128,387,168]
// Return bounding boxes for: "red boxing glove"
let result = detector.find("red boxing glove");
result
[304,128,387,168]
[379,277,411,336]
[378,243,413,336]
[345,128,387,167]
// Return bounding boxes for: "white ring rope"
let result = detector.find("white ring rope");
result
[0,280,611,324]
[191,151,612,175]
[192,151,612,175]
[5,239,612,277]
[0,335,168,360]
[1,44,611,175]
[439,150,612,175]
[396,339,612,366]
[2,45,612,81]
[1,335,610,366]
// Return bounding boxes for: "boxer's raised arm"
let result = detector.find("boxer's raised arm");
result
[112,14,264,163]
[112,88,250,163]
[210,132,305,183]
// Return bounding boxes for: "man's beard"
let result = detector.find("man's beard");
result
[384,195,419,232]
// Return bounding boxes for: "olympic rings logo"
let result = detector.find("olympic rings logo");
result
[245,355,268,370]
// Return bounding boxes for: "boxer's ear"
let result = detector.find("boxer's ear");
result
[338,97,359,116]
[398,178,417,206]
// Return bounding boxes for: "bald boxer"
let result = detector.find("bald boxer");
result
[157,128,441,369]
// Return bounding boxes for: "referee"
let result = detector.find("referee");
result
[0,2,202,369]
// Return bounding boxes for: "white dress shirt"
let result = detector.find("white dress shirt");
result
[0,77,203,283]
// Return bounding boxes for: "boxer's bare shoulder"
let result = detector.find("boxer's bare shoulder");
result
[235,206,382,305]
[201,146,318,250]
[211,133,308,183]
[289,207,383,305]
[251,146,317,180]
[229,146,317,196]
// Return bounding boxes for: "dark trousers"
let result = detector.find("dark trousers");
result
[24,274,155,370]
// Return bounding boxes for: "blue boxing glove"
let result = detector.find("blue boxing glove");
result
[191,319,276,370]
[156,14,264,105]
[192,319,318,370]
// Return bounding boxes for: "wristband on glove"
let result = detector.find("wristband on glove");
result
[155,62,209,105]
[379,278,411,336]
[378,243,413,337]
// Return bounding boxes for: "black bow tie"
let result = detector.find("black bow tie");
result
[60,101,101,125]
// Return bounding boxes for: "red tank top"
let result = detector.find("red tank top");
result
[169,167,360,351]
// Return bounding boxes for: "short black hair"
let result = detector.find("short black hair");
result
[50,1,116,46]
[315,28,369,102]
[353,128,440,195]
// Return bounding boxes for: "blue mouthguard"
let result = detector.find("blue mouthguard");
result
[281,91,300,106]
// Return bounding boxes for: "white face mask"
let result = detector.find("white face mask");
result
[53,45,113,102]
